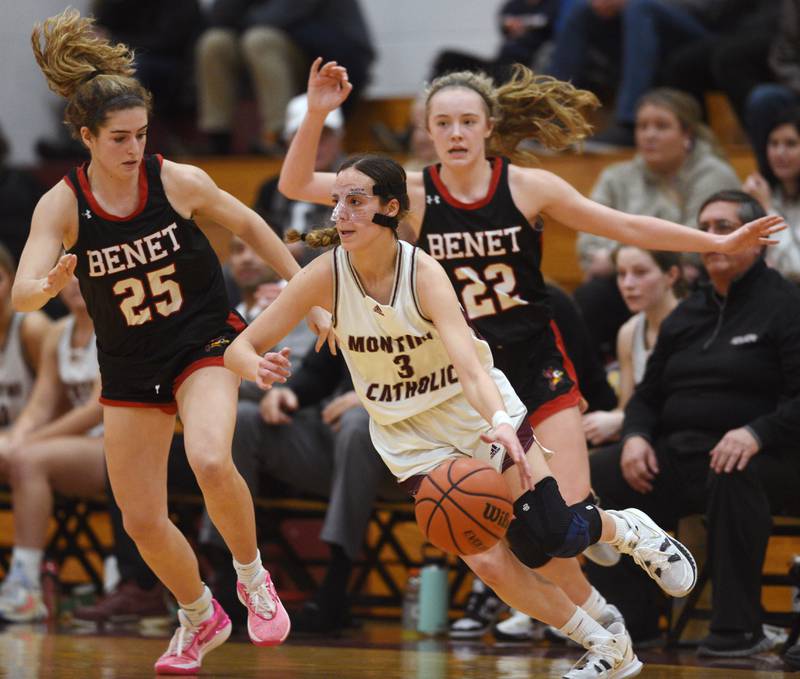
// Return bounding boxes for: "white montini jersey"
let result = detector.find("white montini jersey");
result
[332,241,527,481]
[0,313,35,428]
[58,316,99,408]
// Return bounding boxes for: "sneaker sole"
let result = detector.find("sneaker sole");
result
[155,619,232,675]
[696,636,774,658]
[448,628,491,639]
[614,657,643,678]
[624,508,697,597]
[248,607,291,647]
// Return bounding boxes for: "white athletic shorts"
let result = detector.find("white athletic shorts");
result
[369,367,529,482]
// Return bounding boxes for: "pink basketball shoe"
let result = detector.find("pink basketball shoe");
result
[236,570,290,646]
[154,599,231,675]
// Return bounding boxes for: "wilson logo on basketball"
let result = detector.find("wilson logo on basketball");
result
[463,530,485,551]
[483,502,511,529]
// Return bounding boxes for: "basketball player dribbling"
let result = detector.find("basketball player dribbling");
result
[13,10,331,674]
[279,59,786,643]
[225,153,701,678]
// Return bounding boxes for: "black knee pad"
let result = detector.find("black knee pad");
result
[513,476,603,558]
[506,518,552,569]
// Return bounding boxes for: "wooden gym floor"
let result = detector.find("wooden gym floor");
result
[0,621,793,678]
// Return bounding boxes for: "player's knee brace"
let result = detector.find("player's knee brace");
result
[512,476,603,559]
[506,518,551,568]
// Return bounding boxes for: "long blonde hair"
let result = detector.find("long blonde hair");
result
[425,64,599,166]
[31,8,152,139]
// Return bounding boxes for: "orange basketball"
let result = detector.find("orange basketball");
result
[414,457,513,556]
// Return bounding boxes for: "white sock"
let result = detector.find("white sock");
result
[581,587,608,621]
[559,606,611,648]
[179,584,214,626]
[233,551,265,589]
[608,513,630,546]
[8,547,43,588]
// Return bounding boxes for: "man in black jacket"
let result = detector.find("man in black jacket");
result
[587,190,800,655]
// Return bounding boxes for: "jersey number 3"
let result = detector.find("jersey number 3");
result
[455,263,527,319]
[113,264,183,326]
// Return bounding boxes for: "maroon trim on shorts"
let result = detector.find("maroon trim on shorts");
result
[429,157,503,210]
[528,320,583,427]
[173,356,225,394]
[99,397,177,415]
[400,418,534,498]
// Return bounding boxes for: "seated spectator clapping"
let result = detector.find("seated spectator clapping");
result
[742,107,800,282]
[586,191,800,655]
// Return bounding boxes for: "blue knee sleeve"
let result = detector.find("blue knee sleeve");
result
[512,477,602,559]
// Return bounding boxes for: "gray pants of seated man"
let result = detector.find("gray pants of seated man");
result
[200,402,401,560]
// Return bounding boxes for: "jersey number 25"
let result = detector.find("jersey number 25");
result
[113,264,183,326]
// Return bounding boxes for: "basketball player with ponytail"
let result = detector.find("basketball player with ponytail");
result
[228,152,704,678]
[279,58,784,648]
[14,10,331,674]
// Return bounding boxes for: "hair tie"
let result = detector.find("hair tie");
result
[82,70,103,84]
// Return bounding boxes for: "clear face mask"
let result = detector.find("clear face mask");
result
[331,188,376,223]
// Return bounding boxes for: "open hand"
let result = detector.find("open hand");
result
[709,427,759,473]
[620,435,659,493]
[481,423,534,491]
[255,347,292,390]
[307,57,352,114]
[41,254,77,298]
[717,214,786,253]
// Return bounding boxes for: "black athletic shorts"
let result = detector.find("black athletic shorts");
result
[490,321,582,427]
[99,311,246,414]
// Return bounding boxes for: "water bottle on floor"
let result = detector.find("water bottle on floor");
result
[417,545,448,635]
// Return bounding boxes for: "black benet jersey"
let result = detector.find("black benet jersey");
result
[419,157,551,345]
[64,155,231,369]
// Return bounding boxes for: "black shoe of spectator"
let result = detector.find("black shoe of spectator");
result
[448,579,506,638]
[697,630,774,657]
[785,642,800,670]
[584,124,635,153]
[290,600,350,635]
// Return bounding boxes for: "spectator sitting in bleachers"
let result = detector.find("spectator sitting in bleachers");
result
[195,0,373,155]
[740,0,800,175]
[577,89,740,278]
[574,89,736,364]
[0,244,50,452]
[586,190,800,654]
[0,277,103,623]
[547,0,746,149]
[430,0,559,84]
[253,94,344,265]
[582,247,681,447]
[742,107,800,283]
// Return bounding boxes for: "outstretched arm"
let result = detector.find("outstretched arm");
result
[225,253,334,387]
[527,169,785,254]
[278,58,351,204]
[416,253,533,490]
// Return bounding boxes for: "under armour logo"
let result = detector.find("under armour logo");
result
[426,195,441,205]
[155,385,160,394]
[521,503,530,512]
[586,505,594,510]
[83,209,92,219]
[372,304,384,316]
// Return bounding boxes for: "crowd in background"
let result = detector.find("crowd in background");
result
[2,0,800,670]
